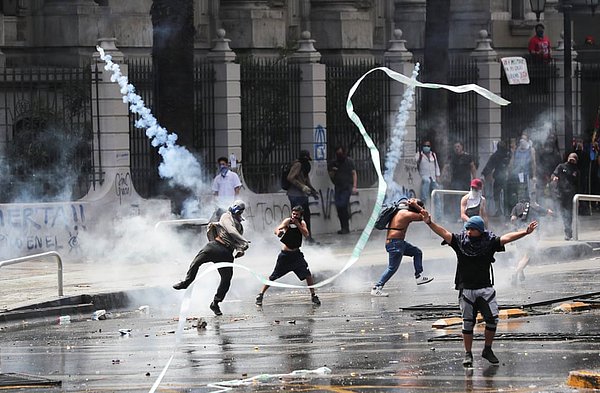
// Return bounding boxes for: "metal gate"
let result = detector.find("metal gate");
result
[0,66,94,202]
[240,58,301,194]
[501,57,558,142]
[325,58,390,188]
[415,56,479,161]
[126,59,216,198]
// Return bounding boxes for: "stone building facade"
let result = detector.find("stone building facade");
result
[0,0,598,258]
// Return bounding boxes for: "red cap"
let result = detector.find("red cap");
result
[470,178,483,189]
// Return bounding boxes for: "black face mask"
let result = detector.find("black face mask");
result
[336,153,346,161]
[300,158,311,175]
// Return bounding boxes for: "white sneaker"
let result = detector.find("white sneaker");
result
[370,286,389,297]
[416,275,434,285]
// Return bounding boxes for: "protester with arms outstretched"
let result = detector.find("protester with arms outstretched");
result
[419,210,538,367]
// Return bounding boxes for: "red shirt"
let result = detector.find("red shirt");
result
[528,35,552,61]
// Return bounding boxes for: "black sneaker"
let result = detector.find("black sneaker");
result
[209,301,223,316]
[311,294,321,306]
[482,348,499,364]
[462,351,473,367]
[173,281,188,290]
[255,293,263,306]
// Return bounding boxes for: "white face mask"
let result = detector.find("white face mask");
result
[471,189,481,198]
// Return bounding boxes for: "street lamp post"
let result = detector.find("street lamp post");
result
[562,0,573,153]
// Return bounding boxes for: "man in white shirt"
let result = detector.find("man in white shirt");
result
[415,140,441,207]
[212,156,242,210]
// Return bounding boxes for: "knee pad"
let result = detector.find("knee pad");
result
[484,317,498,331]
[462,319,476,332]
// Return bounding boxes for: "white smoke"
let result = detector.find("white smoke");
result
[97,46,207,200]
[383,63,420,202]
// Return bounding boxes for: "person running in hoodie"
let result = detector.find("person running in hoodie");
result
[173,200,250,316]
[419,212,538,368]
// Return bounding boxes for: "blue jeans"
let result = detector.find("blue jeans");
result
[420,176,438,206]
[376,239,423,287]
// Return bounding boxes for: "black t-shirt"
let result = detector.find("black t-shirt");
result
[280,223,303,249]
[446,232,505,290]
[328,157,356,191]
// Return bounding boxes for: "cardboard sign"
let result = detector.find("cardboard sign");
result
[501,57,530,85]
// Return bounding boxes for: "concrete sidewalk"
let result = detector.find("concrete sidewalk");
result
[0,215,598,322]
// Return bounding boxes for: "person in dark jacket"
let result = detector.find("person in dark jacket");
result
[328,146,358,234]
[172,200,250,316]
[482,140,511,216]
[551,153,580,240]
[287,150,319,243]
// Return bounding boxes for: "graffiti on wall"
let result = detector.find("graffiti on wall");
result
[0,204,86,256]
[115,172,131,205]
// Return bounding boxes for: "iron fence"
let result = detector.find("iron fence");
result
[0,66,94,202]
[126,58,216,198]
[501,57,558,142]
[325,58,390,188]
[576,62,600,135]
[239,57,301,194]
[415,56,479,162]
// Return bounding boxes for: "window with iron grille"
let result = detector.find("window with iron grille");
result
[240,57,301,194]
[325,58,390,188]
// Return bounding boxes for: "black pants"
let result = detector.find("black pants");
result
[181,241,234,302]
[334,188,351,231]
[558,195,574,238]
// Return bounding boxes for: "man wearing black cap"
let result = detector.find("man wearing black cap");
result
[286,150,319,243]
[551,153,580,240]
[419,212,538,368]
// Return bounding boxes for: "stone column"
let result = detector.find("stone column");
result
[470,30,502,173]
[91,38,131,176]
[207,29,241,163]
[384,29,416,157]
[289,31,327,162]
[554,31,580,151]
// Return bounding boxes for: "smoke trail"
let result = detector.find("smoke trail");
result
[383,63,420,202]
[96,46,206,197]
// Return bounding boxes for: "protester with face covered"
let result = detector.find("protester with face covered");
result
[460,178,488,228]
[420,211,538,368]
[482,140,511,217]
[552,153,580,240]
[173,200,250,316]
[415,139,441,207]
[328,146,358,235]
[508,136,536,208]
[212,156,242,210]
[528,23,552,62]
[287,150,319,243]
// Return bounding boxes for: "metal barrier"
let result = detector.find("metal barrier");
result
[572,194,600,240]
[0,251,64,297]
[154,218,209,230]
[430,189,469,222]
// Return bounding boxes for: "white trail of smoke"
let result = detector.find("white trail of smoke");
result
[383,63,420,202]
[96,46,205,195]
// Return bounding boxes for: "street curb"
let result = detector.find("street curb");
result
[567,370,600,389]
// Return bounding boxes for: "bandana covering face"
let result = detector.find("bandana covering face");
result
[456,230,495,257]
[219,165,229,177]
